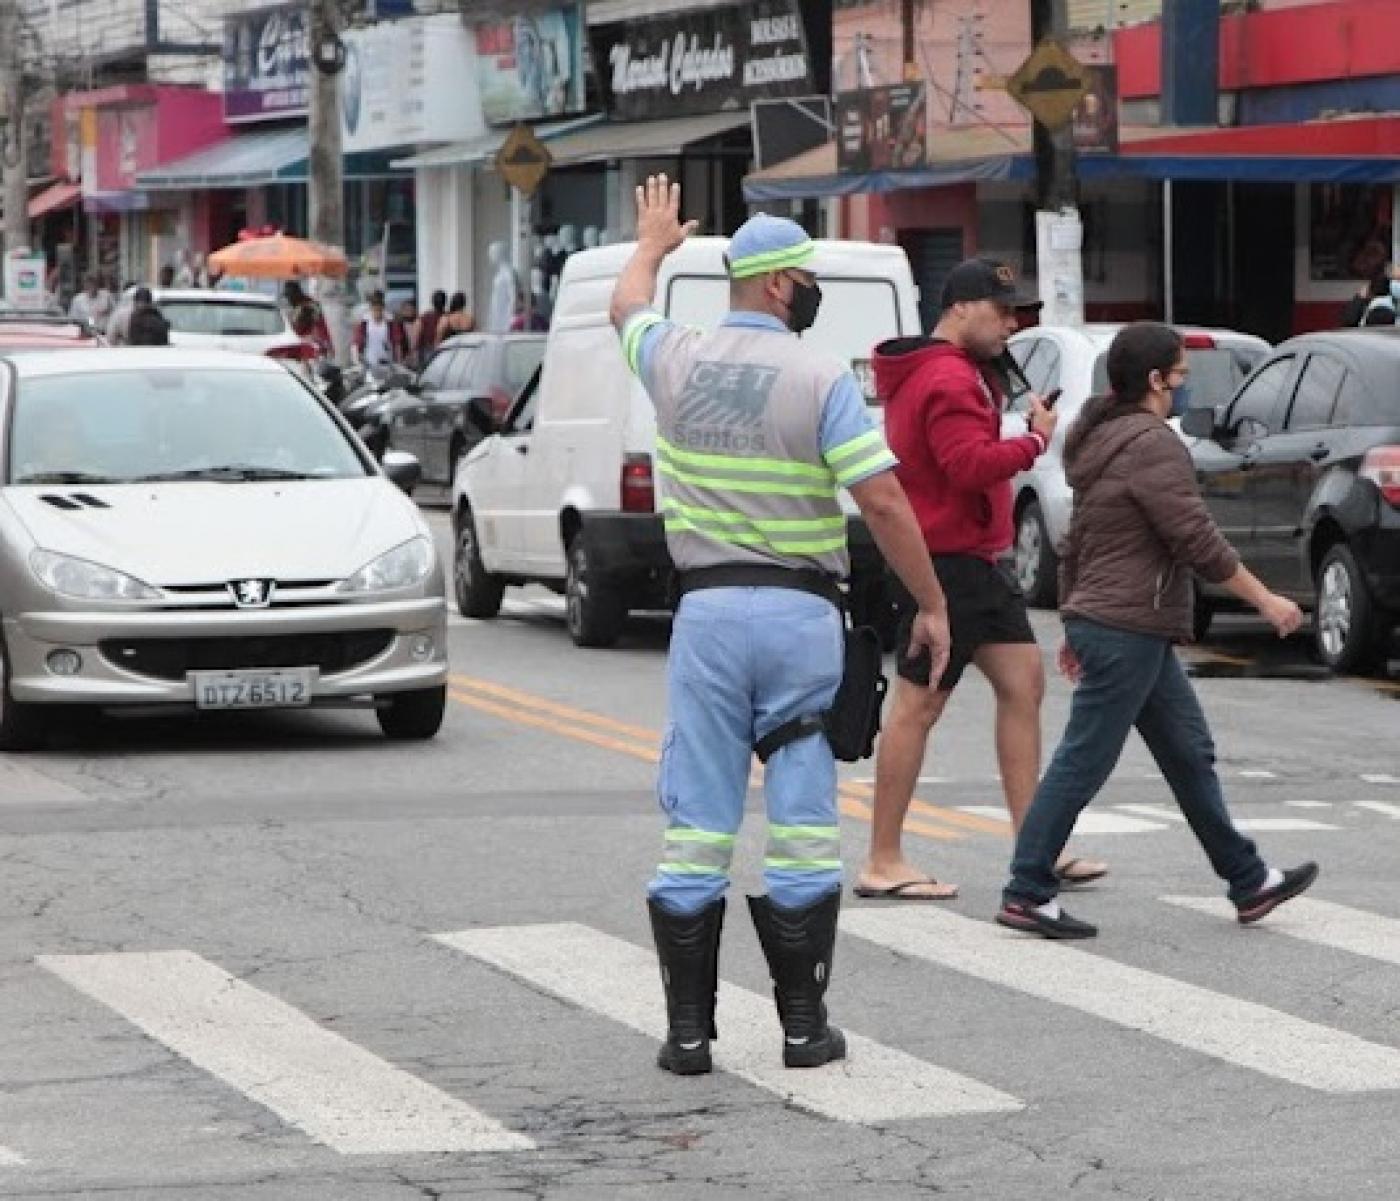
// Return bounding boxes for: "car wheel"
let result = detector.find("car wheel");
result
[0,643,47,752]
[377,685,447,740]
[1014,500,1059,609]
[565,538,625,648]
[454,509,504,619]
[1314,543,1387,674]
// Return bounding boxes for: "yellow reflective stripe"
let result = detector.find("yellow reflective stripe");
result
[769,825,840,840]
[658,863,730,875]
[764,858,843,871]
[825,429,885,466]
[834,448,898,486]
[656,436,832,482]
[660,498,844,533]
[665,519,845,555]
[657,461,837,499]
[664,828,736,845]
[622,311,665,375]
[729,240,815,279]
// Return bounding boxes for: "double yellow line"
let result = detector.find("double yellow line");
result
[447,674,1010,843]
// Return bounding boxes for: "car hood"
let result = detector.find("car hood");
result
[3,478,422,586]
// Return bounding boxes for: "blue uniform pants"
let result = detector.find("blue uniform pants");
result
[647,587,846,916]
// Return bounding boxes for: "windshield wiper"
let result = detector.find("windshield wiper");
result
[135,466,321,483]
[14,470,125,485]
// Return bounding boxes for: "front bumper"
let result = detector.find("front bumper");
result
[7,596,448,707]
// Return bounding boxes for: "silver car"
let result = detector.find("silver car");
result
[0,348,448,749]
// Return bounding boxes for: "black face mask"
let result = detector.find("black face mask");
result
[784,277,823,334]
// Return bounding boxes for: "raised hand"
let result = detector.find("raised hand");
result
[634,174,698,257]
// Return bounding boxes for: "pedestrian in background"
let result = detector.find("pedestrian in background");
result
[854,258,1106,902]
[417,291,446,354]
[352,291,406,372]
[435,292,475,345]
[69,274,114,333]
[998,322,1318,939]
[612,179,950,1077]
[126,289,170,347]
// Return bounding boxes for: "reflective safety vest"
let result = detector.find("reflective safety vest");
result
[627,318,891,579]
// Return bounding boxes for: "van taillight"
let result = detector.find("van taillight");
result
[1182,333,1217,349]
[1360,447,1400,507]
[621,454,655,513]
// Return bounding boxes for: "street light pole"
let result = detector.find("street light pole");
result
[309,0,348,361]
[0,0,32,282]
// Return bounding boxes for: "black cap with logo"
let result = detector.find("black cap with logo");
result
[940,258,1042,310]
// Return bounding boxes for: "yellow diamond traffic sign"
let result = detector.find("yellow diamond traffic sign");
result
[495,123,552,197]
[1006,40,1090,132]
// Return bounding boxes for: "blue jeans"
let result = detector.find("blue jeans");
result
[1005,617,1268,908]
[648,587,845,916]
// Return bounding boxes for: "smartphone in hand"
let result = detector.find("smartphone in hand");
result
[1042,387,1063,410]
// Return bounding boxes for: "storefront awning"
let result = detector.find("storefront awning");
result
[743,126,1034,202]
[139,129,412,190]
[138,128,307,190]
[1082,114,1400,184]
[28,181,81,218]
[542,111,753,166]
[390,116,604,171]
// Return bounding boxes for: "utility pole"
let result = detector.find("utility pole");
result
[0,0,32,291]
[1029,0,1084,326]
[308,0,348,361]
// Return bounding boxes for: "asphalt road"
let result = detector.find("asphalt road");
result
[0,508,1398,1199]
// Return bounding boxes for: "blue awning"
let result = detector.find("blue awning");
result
[138,128,411,191]
[1077,155,1400,185]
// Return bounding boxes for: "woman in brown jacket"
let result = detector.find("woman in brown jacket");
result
[998,323,1319,938]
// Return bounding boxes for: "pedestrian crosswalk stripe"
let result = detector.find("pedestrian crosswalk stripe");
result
[38,951,534,1156]
[1161,896,1400,970]
[0,1147,25,1166]
[434,923,1023,1123]
[842,907,1400,1093]
[1355,801,1400,820]
[1361,774,1400,785]
[956,805,1166,834]
[1111,804,1334,833]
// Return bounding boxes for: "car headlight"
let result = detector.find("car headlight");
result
[338,537,433,594]
[30,549,162,601]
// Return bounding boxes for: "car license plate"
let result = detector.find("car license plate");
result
[191,668,316,710]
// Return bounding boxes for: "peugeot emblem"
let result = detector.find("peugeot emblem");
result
[229,579,275,609]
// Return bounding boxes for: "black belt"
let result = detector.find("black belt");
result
[677,564,845,609]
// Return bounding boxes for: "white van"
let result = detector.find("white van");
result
[450,236,921,647]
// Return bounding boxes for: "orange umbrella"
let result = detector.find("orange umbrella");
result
[208,234,349,279]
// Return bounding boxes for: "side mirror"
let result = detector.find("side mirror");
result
[1180,406,1218,440]
[387,365,415,390]
[381,450,422,493]
[466,394,498,436]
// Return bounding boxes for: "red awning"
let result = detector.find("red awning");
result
[28,181,81,219]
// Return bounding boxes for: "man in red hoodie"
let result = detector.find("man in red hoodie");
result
[854,258,1106,900]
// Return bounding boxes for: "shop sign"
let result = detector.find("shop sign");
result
[836,83,928,173]
[223,4,310,123]
[342,14,487,153]
[1071,65,1119,155]
[591,0,811,122]
[474,4,587,127]
[3,252,47,310]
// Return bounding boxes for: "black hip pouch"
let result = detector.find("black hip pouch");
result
[755,625,889,764]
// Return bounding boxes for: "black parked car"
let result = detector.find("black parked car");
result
[1184,329,1400,672]
[365,333,546,487]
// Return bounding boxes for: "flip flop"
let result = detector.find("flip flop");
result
[852,878,959,901]
[1055,857,1109,886]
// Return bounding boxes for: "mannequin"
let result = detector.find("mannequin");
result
[487,240,517,334]
[543,232,567,302]
[582,225,600,251]
[598,228,615,247]
[558,224,580,257]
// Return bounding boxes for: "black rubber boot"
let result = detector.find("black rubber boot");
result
[748,890,847,1069]
[647,897,725,1075]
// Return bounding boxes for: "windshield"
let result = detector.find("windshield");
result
[8,368,370,485]
[159,300,286,337]
[1091,344,1265,412]
[664,275,903,403]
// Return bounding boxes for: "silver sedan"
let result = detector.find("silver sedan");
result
[0,348,448,748]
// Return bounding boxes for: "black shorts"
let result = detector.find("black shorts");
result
[895,554,1036,691]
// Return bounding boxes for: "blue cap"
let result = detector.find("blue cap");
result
[726,213,815,280]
